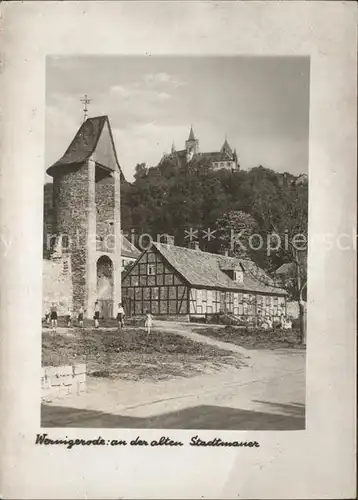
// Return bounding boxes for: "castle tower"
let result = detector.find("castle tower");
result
[232,148,239,168]
[185,125,199,155]
[220,137,233,158]
[46,116,122,319]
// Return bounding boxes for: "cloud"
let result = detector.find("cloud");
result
[143,72,185,87]
[110,84,171,101]
[108,83,173,128]
[157,92,171,100]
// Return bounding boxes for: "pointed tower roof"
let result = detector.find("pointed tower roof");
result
[221,138,233,156]
[188,125,196,141]
[47,116,124,179]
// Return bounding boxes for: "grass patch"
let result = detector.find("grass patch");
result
[42,327,246,381]
[194,326,305,350]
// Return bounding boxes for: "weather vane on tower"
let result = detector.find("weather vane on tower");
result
[80,94,92,122]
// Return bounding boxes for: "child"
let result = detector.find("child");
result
[45,307,50,326]
[281,314,292,330]
[144,310,153,335]
[116,302,125,330]
[65,305,72,328]
[266,316,273,330]
[78,306,84,328]
[93,301,100,328]
[280,314,286,329]
[50,303,58,332]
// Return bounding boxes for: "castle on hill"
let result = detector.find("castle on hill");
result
[160,126,240,171]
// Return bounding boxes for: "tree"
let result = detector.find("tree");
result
[134,162,148,181]
[216,210,259,258]
[253,182,308,344]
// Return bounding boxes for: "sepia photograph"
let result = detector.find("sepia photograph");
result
[41,55,309,430]
[0,2,355,499]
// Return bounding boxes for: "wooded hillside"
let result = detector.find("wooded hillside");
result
[121,160,308,290]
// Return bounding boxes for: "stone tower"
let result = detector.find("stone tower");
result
[185,125,199,155]
[46,116,122,319]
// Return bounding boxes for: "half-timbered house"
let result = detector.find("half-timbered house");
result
[122,242,287,322]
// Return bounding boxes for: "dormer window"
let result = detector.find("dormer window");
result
[234,269,243,283]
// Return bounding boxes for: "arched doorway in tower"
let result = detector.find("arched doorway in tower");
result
[96,255,114,319]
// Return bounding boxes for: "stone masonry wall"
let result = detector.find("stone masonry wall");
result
[53,163,90,313]
[51,157,121,317]
[95,172,115,253]
[41,363,86,402]
[113,169,122,308]
[43,258,72,315]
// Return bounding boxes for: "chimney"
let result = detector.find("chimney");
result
[188,241,200,251]
[160,234,175,246]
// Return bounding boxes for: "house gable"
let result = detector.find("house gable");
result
[122,247,189,316]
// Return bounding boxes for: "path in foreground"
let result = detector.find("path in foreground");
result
[42,322,305,429]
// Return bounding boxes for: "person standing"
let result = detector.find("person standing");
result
[45,306,50,326]
[65,305,72,328]
[93,301,100,328]
[50,303,58,332]
[280,314,286,330]
[78,306,84,328]
[144,310,153,335]
[116,302,125,330]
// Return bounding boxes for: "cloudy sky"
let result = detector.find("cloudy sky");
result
[46,55,310,181]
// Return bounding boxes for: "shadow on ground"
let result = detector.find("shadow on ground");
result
[252,400,305,419]
[42,403,305,430]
